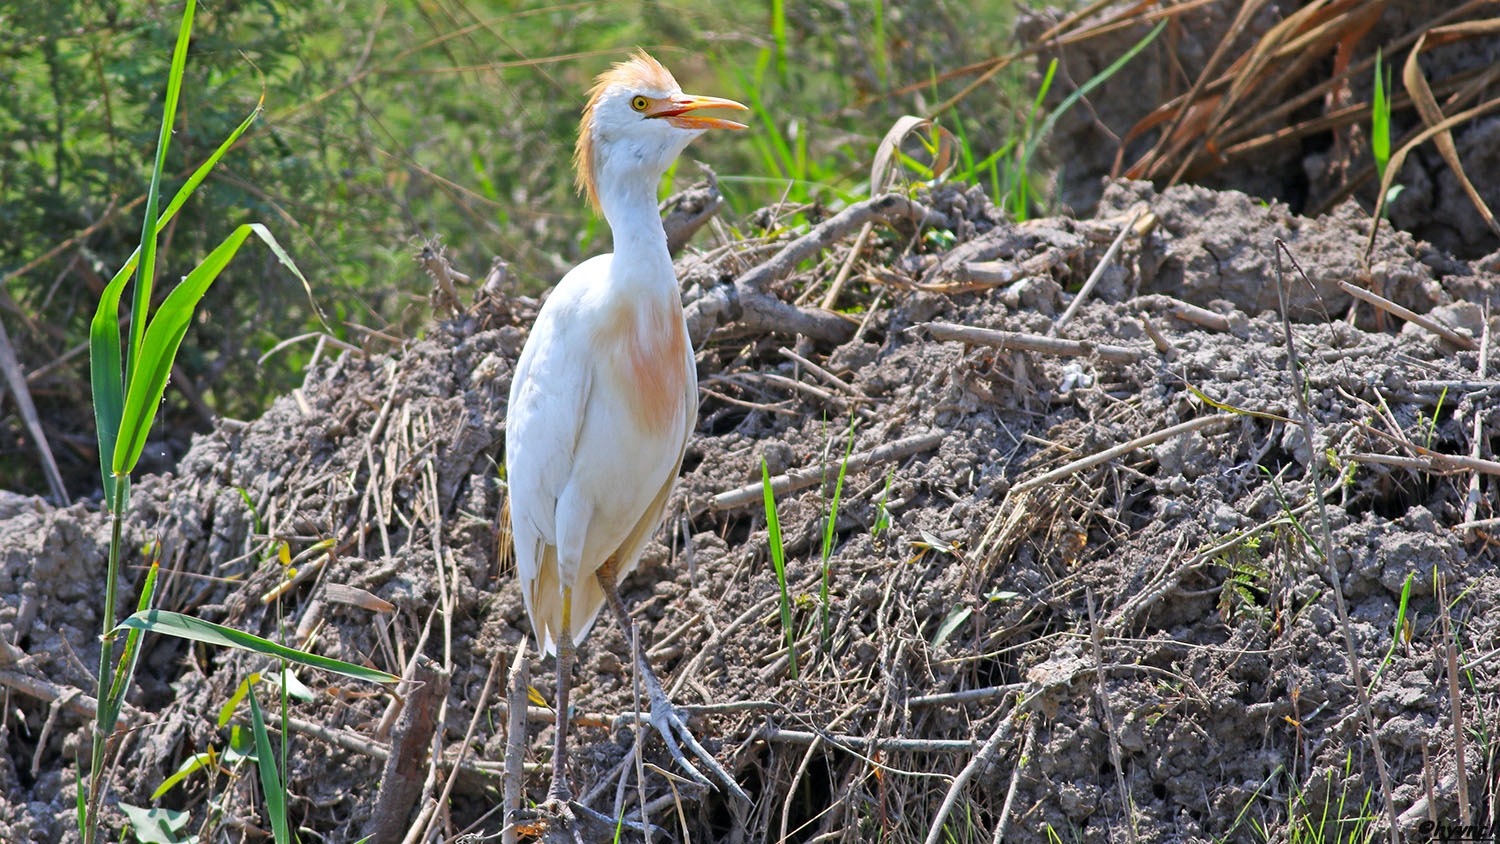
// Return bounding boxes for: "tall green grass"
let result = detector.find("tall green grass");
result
[83,4,395,841]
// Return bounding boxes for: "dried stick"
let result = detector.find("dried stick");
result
[364,656,449,844]
[0,316,67,503]
[919,700,1033,844]
[906,684,1024,708]
[764,729,981,754]
[1130,295,1232,332]
[414,647,505,844]
[990,717,1039,844]
[1438,577,1472,827]
[1087,591,1137,844]
[0,669,126,725]
[1012,414,1236,494]
[779,346,862,395]
[780,702,862,844]
[818,221,874,310]
[1051,207,1143,335]
[661,166,724,257]
[502,642,530,844]
[1337,279,1477,350]
[683,193,949,344]
[1137,314,1177,357]
[1276,241,1400,844]
[1462,312,1492,532]
[705,430,944,513]
[926,322,1146,364]
[1357,423,1500,476]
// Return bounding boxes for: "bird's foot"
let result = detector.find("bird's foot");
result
[642,692,751,804]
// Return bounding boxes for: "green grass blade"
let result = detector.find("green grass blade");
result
[1016,21,1164,217]
[88,265,129,505]
[761,457,797,679]
[102,560,160,735]
[1372,48,1390,183]
[113,223,311,476]
[90,102,262,505]
[873,467,894,535]
[819,423,853,652]
[128,0,197,387]
[151,749,218,800]
[1011,58,1056,219]
[116,609,398,684]
[112,223,250,474]
[731,55,797,183]
[1367,572,1413,692]
[247,684,290,844]
[770,0,787,77]
[75,765,85,839]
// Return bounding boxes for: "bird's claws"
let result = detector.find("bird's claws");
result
[645,696,753,804]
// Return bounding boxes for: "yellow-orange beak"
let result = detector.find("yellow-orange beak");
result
[645,94,749,130]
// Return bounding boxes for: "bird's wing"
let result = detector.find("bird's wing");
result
[505,285,596,653]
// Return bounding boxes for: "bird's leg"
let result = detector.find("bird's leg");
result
[596,559,750,804]
[549,587,575,803]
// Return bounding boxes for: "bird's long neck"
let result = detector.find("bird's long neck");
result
[597,168,675,291]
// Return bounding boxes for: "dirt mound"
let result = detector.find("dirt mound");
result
[1,180,1497,843]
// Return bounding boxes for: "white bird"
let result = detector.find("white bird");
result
[505,50,749,808]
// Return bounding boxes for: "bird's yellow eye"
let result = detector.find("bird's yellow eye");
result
[630,95,650,112]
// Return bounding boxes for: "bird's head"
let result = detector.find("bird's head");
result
[574,50,747,212]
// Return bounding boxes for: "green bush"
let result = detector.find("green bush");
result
[2,0,1031,496]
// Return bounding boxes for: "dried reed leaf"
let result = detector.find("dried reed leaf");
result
[1402,20,1500,240]
[870,116,956,192]
[1125,0,1268,180]
[1368,93,1500,257]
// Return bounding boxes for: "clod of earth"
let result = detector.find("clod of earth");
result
[0,178,1496,843]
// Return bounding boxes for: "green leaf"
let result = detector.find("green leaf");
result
[127,0,197,389]
[89,101,261,507]
[105,561,160,725]
[267,668,316,703]
[119,802,193,844]
[113,223,310,476]
[761,457,797,679]
[226,726,256,764]
[116,610,397,684]
[931,605,973,650]
[75,764,85,840]
[150,749,219,800]
[1372,48,1390,182]
[88,258,130,507]
[219,673,262,729]
[247,685,290,844]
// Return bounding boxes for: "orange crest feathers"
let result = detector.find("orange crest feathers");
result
[573,50,680,212]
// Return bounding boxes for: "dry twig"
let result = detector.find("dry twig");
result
[927,321,1146,364]
[683,193,949,344]
[705,430,944,513]
[1275,241,1400,843]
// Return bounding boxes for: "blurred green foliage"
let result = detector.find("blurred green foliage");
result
[1,0,1033,497]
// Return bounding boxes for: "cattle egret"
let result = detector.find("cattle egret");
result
[505,50,750,808]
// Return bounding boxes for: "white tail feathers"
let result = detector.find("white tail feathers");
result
[522,542,606,657]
